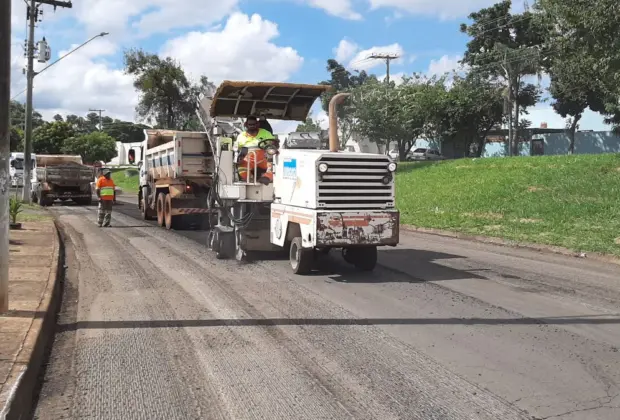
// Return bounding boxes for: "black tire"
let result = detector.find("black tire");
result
[214,229,233,259]
[140,197,155,220]
[290,237,313,275]
[156,192,166,227]
[351,247,378,271]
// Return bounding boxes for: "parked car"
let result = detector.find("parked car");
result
[406,148,445,161]
[387,149,400,161]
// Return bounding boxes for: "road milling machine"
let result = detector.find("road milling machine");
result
[202,81,400,274]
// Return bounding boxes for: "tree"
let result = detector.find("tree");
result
[296,116,322,132]
[32,121,76,154]
[10,100,44,131]
[460,0,545,156]
[63,132,118,164]
[10,127,23,152]
[351,76,442,159]
[124,48,214,130]
[429,75,506,158]
[319,59,376,148]
[53,114,63,122]
[535,0,620,134]
[104,120,151,143]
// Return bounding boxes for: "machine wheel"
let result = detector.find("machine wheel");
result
[290,237,313,275]
[213,228,233,259]
[344,247,378,271]
[234,228,249,262]
[164,194,178,230]
[156,192,166,227]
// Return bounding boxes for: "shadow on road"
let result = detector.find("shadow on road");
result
[57,314,620,332]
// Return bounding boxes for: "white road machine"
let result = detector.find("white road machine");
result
[205,81,399,274]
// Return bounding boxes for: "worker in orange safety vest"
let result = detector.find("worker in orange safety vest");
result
[235,115,277,184]
[95,168,116,227]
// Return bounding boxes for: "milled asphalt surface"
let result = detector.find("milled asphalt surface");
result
[31,199,620,420]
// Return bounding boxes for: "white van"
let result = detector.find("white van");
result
[9,153,37,187]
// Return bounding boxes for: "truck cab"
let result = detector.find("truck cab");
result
[205,81,400,274]
[9,152,36,187]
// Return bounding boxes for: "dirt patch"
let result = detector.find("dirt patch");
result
[527,186,547,193]
[463,212,504,220]
[519,218,542,224]
[615,237,620,245]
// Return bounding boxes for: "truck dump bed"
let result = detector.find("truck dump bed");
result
[35,155,93,185]
[144,130,214,181]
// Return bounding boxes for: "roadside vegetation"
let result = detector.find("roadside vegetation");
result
[396,154,620,256]
[111,168,139,194]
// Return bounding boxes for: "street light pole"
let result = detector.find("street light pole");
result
[21,0,74,203]
[22,0,38,203]
[1,0,13,312]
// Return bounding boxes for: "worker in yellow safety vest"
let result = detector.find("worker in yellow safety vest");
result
[95,168,116,227]
[235,115,277,184]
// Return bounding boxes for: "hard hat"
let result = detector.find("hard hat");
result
[102,168,111,175]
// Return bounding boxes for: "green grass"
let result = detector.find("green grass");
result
[111,168,139,194]
[396,154,620,257]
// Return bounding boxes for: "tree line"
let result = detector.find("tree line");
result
[312,0,620,159]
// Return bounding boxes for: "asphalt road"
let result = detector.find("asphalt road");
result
[32,199,620,420]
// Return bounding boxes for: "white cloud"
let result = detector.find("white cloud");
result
[367,0,502,20]
[10,38,138,122]
[426,54,466,77]
[334,39,359,63]
[379,72,406,85]
[71,0,239,37]
[348,43,405,71]
[305,0,362,20]
[161,13,304,83]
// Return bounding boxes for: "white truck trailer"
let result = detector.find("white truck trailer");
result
[137,129,216,230]
[204,81,400,274]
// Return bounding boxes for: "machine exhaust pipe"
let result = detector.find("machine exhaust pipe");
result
[328,93,351,152]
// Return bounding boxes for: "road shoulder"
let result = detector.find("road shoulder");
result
[0,220,62,420]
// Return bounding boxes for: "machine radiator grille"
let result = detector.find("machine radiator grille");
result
[317,155,395,209]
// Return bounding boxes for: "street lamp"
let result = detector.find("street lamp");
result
[19,31,109,203]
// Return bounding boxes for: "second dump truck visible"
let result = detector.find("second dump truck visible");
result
[31,155,94,206]
[138,129,216,230]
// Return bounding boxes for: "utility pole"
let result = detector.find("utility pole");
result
[22,0,73,203]
[368,53,400,154]
[89,108,105,131]
[1,0,12,312]
[367,53,400,84]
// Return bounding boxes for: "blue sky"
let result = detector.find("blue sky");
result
[9,0,612,134]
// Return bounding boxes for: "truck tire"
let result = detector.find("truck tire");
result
[156,192,166,227]
[140,188,155,220]
[289,237,313,275]
[346,246,378,271]
[164,194,181,230]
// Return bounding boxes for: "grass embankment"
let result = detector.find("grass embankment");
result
[396,154,620,257]
[111,168,139,194]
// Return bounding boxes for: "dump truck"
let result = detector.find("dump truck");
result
[31,155,94,206]
[204,81,400,274]
[137,129,216,230]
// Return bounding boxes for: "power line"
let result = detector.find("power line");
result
[367,53,400,84]
[89,108,105,131]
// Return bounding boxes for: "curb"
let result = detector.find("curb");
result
[401,224,620,266]
[1,220,64,420]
